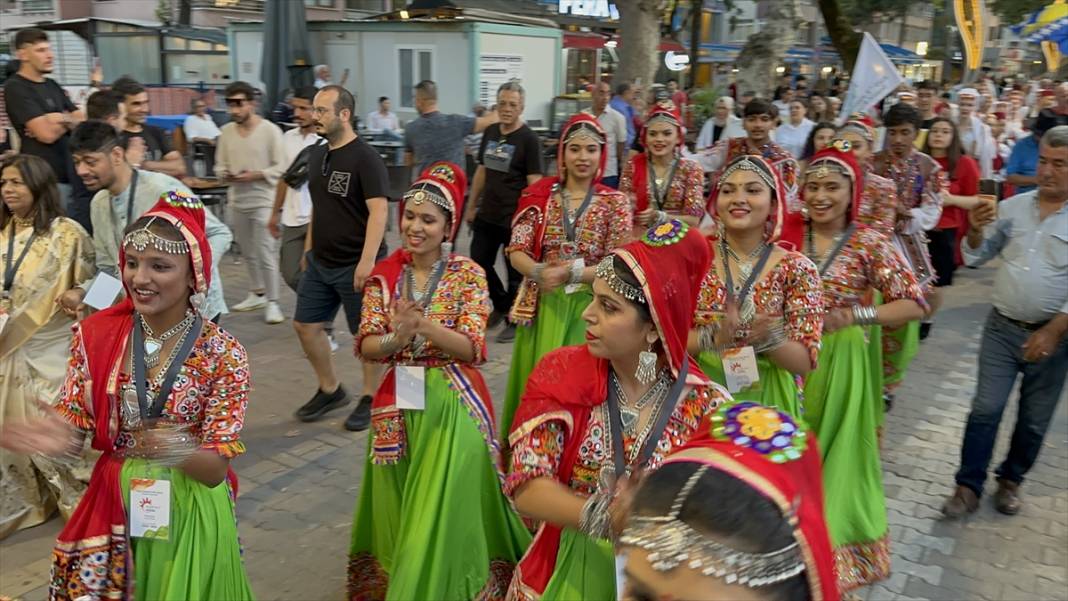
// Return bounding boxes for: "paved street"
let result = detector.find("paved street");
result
[2,230,1066,601]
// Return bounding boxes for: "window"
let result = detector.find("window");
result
[345,0,385,9]
[21,0,54,14]
[398,47,433,109]
[305,0,334,6]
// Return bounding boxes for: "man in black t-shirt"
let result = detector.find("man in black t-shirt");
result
[3,28,85,211]
[293,85,388,432]
[463,82,543,343]
[113,77,186,177]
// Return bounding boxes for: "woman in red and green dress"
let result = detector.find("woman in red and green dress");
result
[1,191,253,601]
[688,154,823,420]
[348,163,530,600]
[801,144,927,591]
[500,114,632,436]
[505,220,732,600]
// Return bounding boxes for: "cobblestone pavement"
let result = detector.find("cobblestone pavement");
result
[2,231,1066,600]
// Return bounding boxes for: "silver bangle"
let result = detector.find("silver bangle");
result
[851,305,879,326]
[697,324,719,353]
[578,490,613,540]
[531,262,546,286]
[568,259,585,285]
[753,320,787,354]
[654,210,669,226]
[380,332,398,353]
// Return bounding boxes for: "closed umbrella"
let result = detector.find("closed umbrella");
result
[261,0,314,115]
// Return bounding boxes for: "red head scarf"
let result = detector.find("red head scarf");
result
[610,220,711,386]
[557,113,608,184]
[709,155,787,243]
[400,161,467,243]
[838,113,876,147]
[640,100,684,150]
[630,401,839,601]
[804,140,865,223]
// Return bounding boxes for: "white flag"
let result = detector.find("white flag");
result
[836,32,904,125]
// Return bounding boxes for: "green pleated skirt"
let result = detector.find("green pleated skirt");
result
[501,285,593,438]
[538,529,615,601]
[696,351,803,420]
[348,367,531,601]
[803,325,890,590]
[119,459,253,601]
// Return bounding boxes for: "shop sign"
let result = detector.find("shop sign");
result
[665,51,690,71]
[558,0,619,20]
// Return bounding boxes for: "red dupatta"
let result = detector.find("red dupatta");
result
[632,102,685,214]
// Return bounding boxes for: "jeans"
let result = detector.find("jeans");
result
[470,217,521,315]
[230,205,280,302]
[955,309,1068,496]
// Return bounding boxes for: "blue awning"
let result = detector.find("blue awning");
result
[879,43,924,63]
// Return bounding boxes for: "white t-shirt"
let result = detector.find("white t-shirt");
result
[280,127,321,227]
[774,118,815,159]
[183,114,221,141]
[583,105,628,178]
[366,110,400,131]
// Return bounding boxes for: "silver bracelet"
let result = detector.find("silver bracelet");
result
[531,262,546,286]
[380,331,398,353]
[578,490,614,540]
[697,324,719,353]
[753,320,787,354]
[568,259,585,285]
[654,210,669,226]
[851,305,879,326]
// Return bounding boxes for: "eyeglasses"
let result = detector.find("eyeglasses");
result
[225,98,249,107]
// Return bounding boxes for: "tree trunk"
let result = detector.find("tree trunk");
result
[616,0,665,89]
[179,0,192,26]
[818,0,862,73]
[734,0,800,98]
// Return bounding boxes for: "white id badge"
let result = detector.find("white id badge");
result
[129,478,171,540]
[722,346,761,393]
[83,272,123,310]
[395,365,426,411]
[614,551,628,601]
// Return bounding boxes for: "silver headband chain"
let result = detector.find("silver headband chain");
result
[620,464,807,588]
[595,256,645,304]
[122,216,191,255]
[719,157,775,192]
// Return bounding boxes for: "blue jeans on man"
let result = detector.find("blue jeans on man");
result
[955,309,1068,497]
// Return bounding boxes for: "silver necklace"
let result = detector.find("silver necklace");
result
[139,311,195,368]
[612,370,670,438]
[722,241,767,323]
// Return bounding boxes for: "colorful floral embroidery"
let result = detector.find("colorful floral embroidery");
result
[709,402,807,463]
[49,525,128,601]
[815,228,927,311]
[347,551,389,601]
[162,189,203,209]
[834,534,891,592]
[642,219,688,247]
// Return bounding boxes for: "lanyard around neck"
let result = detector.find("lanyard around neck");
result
[123,169,140,224]
[3,221,37,298]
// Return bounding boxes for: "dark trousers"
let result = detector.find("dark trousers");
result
[955,309,1068,496]
[470,217,521,315]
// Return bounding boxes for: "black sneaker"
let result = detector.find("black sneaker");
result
[496,324,516,343]
[919,322,932,340]
[487,310,506,330]
[344,395,373,431]
[883,392,895,414]
[296,385,350,422]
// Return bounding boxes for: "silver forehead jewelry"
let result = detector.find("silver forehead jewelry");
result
[804,160,850,181]
[122,217,190,255]
[620,465,806,588]
[563,122,606,146]
[719,157,775,192]
[594,256,645,303]
[405,183,453,218]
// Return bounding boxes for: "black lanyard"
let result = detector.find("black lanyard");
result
[132,314,202,420]
[403,257,448,307]
[606,360,690,479]
[124,169,140,224]
[560,185,595,245]
[3,221,36,299]
[646,159,678,211]
[811,224,856,276]
[721,243,774,310]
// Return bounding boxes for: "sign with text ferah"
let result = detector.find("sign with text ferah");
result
[479,54,524,108]
[836,32,903,125]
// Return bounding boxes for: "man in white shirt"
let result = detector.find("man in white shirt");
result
[365,96,399,131]
[583,81,627,188]
[956,88,996,178]
[269,86,319,292]
[313,64,349,89]
[215,81,287,324]
[183,98,221,144]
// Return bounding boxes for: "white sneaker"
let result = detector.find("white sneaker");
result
[232,292,268,312]
[327,332,340,353]
[264,301,284,324]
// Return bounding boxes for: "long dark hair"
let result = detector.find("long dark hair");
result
[0,154,64,233]
[801,122,836,161]
[629,461,811,600]
[921,116,962,176]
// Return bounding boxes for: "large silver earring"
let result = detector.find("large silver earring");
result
[636,342,658,385]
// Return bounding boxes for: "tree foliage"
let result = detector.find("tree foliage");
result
[988,0,1049,26]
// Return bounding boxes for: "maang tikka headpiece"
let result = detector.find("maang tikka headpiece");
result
[595,256,645,304]
[123,216,191,255]
[719,156,775,192]
[620,464,806,588]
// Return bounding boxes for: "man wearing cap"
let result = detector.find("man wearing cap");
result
[956,88,996,179]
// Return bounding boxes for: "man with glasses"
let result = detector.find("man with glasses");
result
[215,81,287,324]
[293,85,389,431]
